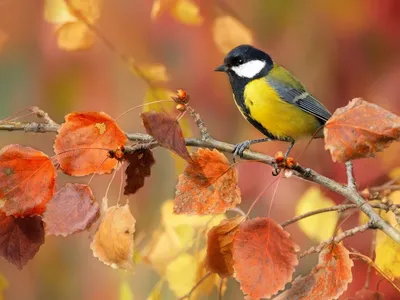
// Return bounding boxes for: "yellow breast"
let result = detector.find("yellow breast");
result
[243,78,321,140]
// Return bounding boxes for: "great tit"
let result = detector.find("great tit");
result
[215,44,331,162]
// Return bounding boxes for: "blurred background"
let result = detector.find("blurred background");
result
[1,0,400,299]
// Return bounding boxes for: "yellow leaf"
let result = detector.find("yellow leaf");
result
[67,0,102,23]
[296,187,338,242]
[0,30,8,53]
[56,21,95,51]
[142,87,175,112]
[90,203,136,271]
[145,225,195,273]
[171,0,203,25]
[161,200,225,229]
[146,280,164,300]
[130,62,169,83]
[151,0,176,20]
[389,167,400,181]
[375,231,400,279]
[0,273,8,300]
[166,253,197,297]
[212,15,253,54]
[44,0,77,23]
[119,280,134,300]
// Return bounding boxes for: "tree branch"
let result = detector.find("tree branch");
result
[1,118,400,244]
[346,161,357,191]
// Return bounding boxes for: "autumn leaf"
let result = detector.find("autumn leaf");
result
[174,148,241,215]
[124,149,156,195]
[0,213,45,269]
[0,30,8,53]
[324,98,400,162]
[56,21,95,51]
[90,203,136,271]
[147,280,164,300]
[166,253,197,297]
[375,231,400,280]
[142,87,175,112]
[0,144,56,216]
[54,112,127,176]
[232,218,299,299]
[130,61,169,83]
[0,273,8,300]
[171,0,203,25]
[346,289,385,300]
[151,0,203,25]
[206,216,244,277]
[276,243,353,300]
[296,187,338,242]
[212,16,253,54]
[43,183,100,236]
[141,111,191,161]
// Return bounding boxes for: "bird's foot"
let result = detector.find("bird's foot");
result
[233,140,252,163]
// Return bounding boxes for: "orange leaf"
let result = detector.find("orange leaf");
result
[0,145,56,216]
[0,213,45,269]
[232,218,299,299]
[276,243,353,300]
[43,183,100,237]
[206,216,244,277]
[174,148,241,215]
[90,203,136,271]
[124,149,155,195]
[346,289,385,300]
[54,112,127,176]
[324,98,400,162]
[141,111,191,161]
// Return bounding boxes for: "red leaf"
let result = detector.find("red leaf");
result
[174,148,241,215]
[276,243,353,300]
[54,112,127,176]
[141,111,191,161]
[0,213,45,269]
[124,149,156,195]
[232,218,299,299]
[346,289,385,300]
[43,183,100,237]
[324,98,400,162]
[206,216,244,277]
[0,144,56,216]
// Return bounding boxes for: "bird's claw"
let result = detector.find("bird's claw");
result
[233,141,251,163]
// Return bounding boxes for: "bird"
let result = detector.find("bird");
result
[214,44,332,162]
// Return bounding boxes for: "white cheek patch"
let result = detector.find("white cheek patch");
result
[231,60,266,78]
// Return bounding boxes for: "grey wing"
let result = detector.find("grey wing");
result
[266,77,332,123]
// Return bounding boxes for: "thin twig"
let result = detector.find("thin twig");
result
[186,105,211,140]
[1,119,400,244]
[300,223,371,258]
[178,272,212,300]
[346,161,357,191]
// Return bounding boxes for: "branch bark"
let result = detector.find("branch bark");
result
[1,119,400,244]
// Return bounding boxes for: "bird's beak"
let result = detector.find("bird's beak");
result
[214,64,228,72]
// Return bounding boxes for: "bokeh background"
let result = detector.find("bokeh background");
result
[1,0,400,299]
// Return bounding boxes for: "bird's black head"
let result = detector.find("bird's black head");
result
[215,45,273,80]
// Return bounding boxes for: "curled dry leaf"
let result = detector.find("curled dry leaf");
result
[141,111,191,161]
[174,148,241,215]
[212,15,253,54]
[276,243,353,300]
[0,213,45,269]
[43,183,100,237]
[54,112,127,176]
[90,203,136,271]
[232,218,299,300]
[124,149,155,195]
[346,289,385,300]
[324,98,400,162]
[206,216,244,277]
[0,144,56,216]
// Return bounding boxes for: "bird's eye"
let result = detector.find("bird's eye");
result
[238,59,244,64]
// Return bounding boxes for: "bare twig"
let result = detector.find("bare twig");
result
[346,161,357,191]
[1,118,400,244]
[300,223,371,258]
[281,203,400,228]
[186,106,211,140]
